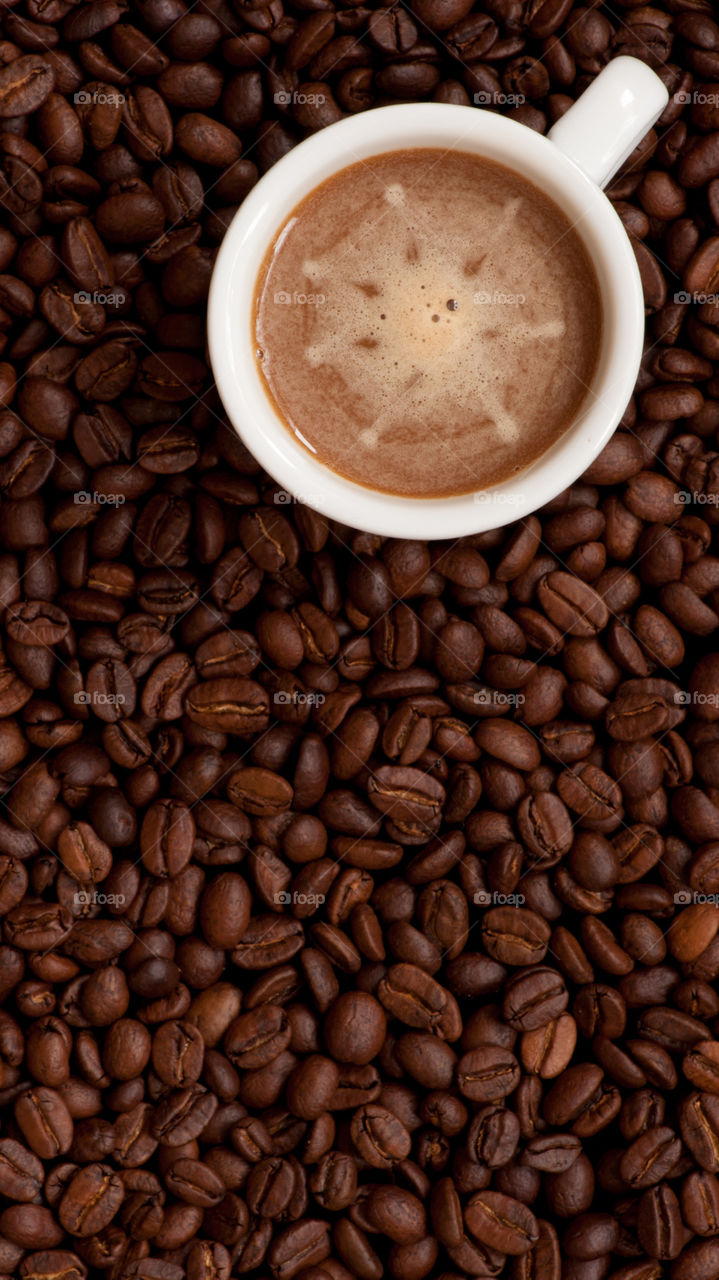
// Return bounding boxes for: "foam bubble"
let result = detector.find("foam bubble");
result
[384,183,406,206]
[302,259,324,282]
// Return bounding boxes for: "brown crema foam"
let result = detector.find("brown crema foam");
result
[254,149,603,498]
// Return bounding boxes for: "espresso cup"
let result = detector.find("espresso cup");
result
[208,57,668,539]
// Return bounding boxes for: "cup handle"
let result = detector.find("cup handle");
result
[546,56,669,189]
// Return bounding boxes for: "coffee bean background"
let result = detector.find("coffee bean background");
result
[0,2,717,1280]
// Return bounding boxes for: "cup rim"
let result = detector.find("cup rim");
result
[208,103,645,538]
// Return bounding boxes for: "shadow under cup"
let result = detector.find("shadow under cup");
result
[208,105,645,539]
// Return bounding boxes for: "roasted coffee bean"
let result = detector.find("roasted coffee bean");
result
[151,1020,204,1086]
[150,1085,218,1146]
[267,1219,330,1279]
[465,1189,539,1254]
[165,1156,225,1207]
[503,967,569,1031]
[456,1046,521,1101]
[184,678,269,735]
[15,1087,74,1160]
[324,991,386,1064]
[0,1138,44,1201]
[0,56,55,117]
[350,1104,412,1167]
[378,964,461,1040]
[637,1183,683,1259]
[681,1169,719,1236]
[620,1127,683,1188]
[58,1163,124,1236]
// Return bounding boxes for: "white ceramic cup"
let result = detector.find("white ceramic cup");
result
[208,57,668,539]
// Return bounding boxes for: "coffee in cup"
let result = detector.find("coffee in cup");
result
[254,148,603,498]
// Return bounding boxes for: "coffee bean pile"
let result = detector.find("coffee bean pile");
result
[1,1,719,1280]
